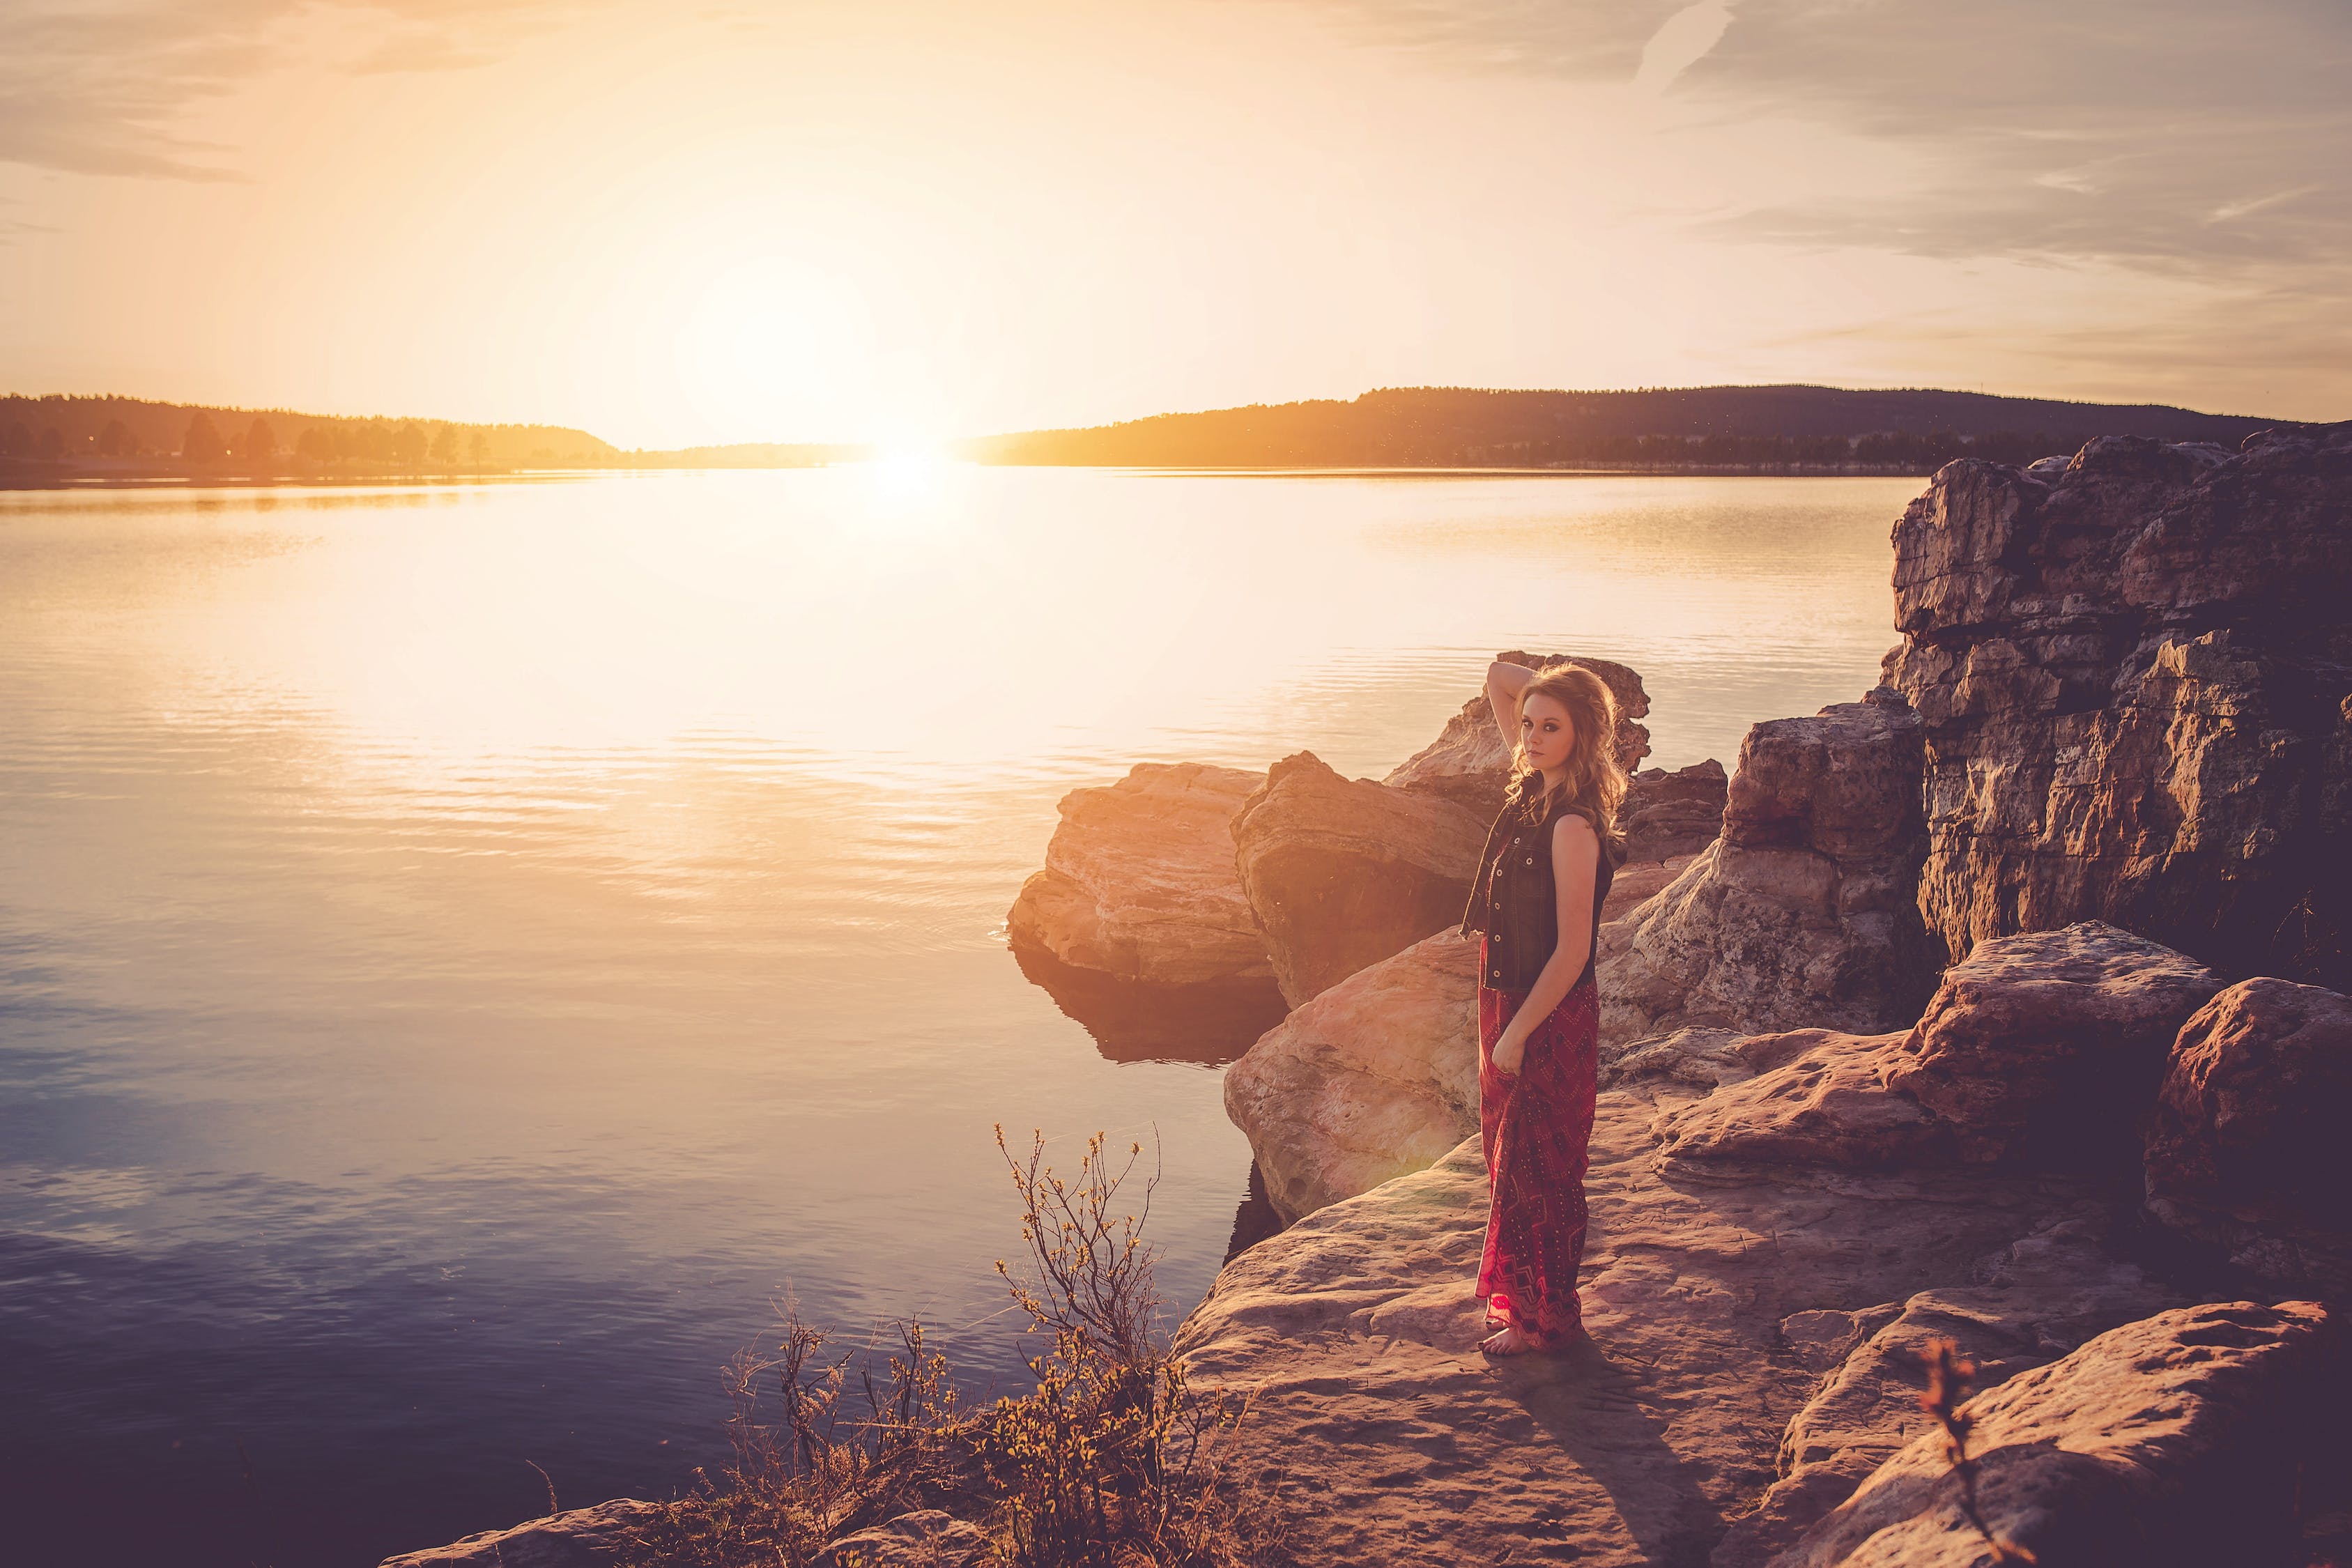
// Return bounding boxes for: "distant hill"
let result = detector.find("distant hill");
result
[955,385,2303,470]
[0,394,616,472]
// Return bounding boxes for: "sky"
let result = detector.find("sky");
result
[0,0,2345,447]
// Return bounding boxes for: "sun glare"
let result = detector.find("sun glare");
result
[868,442,954,505]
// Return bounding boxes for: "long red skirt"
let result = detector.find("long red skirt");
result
[1476,967,1600,1345]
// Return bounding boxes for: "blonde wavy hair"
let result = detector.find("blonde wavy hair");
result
[1505,661,1629,861]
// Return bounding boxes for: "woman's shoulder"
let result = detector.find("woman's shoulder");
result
[1546,802,1599,842]
[1545,801,1626,864]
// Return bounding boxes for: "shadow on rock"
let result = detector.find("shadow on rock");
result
[1489,1339,1729,1568]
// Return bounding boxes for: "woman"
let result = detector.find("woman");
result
[1459,659,1627,1356]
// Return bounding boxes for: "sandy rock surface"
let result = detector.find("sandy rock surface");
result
[377,1500,659,1568]
[1597,698,1937,1047]
[1231,751,1489,1006]
[1774,1299,2330,1568]
[1383,650,1652,820]
[1177,1085,2117,1568]
[1883,423,2352,992]
[1712,1217,2185,1566]
[1604,1024,1753,1092]
[1005,761,1270,985]
[1222,930,1479,1222]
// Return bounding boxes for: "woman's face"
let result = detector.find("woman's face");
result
[1520,692,1576,772]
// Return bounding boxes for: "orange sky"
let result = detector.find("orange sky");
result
[1,0,2345,446]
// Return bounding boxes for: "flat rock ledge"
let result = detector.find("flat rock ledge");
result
[1176,1084,2139,1568]
[1006,761,1271,985]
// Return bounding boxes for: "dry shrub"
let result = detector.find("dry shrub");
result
[622,1127,1289,1568]
[1917,1337,2037,1566]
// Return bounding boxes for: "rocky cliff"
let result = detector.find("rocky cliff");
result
[1884,424,2352,992]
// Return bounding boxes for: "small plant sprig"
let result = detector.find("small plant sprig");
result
[1918,1337,2038,1566]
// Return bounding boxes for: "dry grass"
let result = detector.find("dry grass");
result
[1917,1337,2037,1566]
[619,1127,1290,1568]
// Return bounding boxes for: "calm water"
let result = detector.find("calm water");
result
[0,466,1921,1565]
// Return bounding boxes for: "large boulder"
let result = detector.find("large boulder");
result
[2144,976,2352,1293]
[1879,920,2223,1164]
[1177,1082,2146,1568]
[1231,752,1489,1006]
[1222,930,1479,1223]
[1383,650,1652,819]
[1006,762,1270,985]
[1771,1300,2332,1568]
[1882,424,2352,992]
[1597,696,1938,1047]
[1654,923,2225,1170]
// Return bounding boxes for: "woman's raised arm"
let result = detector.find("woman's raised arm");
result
[1484,659,1536,749]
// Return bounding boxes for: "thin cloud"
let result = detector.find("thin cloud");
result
[2206,185,2323,225]
[0,0,570,180]
[1300,0,1688,76]
[1631,0,1735,94]
[1300,0,2352,278]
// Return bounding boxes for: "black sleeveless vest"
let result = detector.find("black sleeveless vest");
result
[1459,790,1619,992]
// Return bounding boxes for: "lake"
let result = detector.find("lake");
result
[0,466,1923,1565]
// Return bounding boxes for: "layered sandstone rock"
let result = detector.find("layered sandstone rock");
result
[1597,696,1937,1046]
[1383,650,1653,819]
[1005,762,1270,985]
[2144,976,2352,1293]
[1177,1085,2135,1568]
[1654,922,2224,1170]
[1231,752,1489,1006]
[1773,1300,2331,1568]
[1882,422,2352,992]
[1221,931,1480,1222]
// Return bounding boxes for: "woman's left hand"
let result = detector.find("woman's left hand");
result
[1491,1029,1528,1076]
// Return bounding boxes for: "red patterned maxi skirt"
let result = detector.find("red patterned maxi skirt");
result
[1476,956,1601,1346]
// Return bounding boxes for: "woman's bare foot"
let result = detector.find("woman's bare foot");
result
[1479,1323,1544,1356]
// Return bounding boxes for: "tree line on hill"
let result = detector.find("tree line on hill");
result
[956,385,2294,472]
[0,394,615,475]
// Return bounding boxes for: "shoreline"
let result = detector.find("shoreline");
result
[1,460,1962,492]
